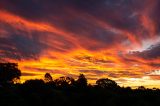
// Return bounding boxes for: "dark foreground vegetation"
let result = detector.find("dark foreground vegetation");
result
[0,63,160,106]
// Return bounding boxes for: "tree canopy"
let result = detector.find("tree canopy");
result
[76,74,88,88]
[44,73,53,82]
[0,63,21,84]
[96,78,119,89]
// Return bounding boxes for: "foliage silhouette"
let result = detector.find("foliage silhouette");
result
[76,74,87,88]
[44,73,53,82]
[96,78,119,89]
[0,63,21,84]
[0,63,160,106]
[54,76,76,90]
[137,86,146,90]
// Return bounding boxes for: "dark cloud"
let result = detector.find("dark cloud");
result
[148,63,160,68]
[130,43,160,60]
[69,0,151,36]
[22,72,39,76]
[0,0,50,21]
[23,67,68,75]
[79,70,107,75]
[108,71,141,78]
[150,0,160,34]
[0,18,78,60]
[79,69,141,79]
[0,0,156,51]
[0,23,47,60]
[146,70,160,80]
[74,55,115,64]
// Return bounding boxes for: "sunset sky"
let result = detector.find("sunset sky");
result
[0,0,160,88]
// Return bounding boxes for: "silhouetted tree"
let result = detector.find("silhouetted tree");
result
[96,78,118,89]
[44,73,53,82]
[54,76,75,88]
[24,79,45,85]
[23,79,46,91]
[0,63,21,84]
[76,74,87,88]
[137,86,146,90]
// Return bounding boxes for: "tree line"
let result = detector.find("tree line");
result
[0,63,160,106]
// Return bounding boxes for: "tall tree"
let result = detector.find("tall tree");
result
[0,63,21,84]
[44,73,53,82]
[76,74,87,88]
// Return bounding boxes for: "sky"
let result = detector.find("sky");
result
[0,0,160,88]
